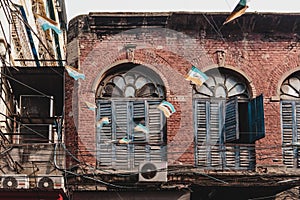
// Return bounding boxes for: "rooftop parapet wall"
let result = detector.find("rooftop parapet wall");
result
[68,12,300,42]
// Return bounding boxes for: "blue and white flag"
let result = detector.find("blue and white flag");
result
[185,66,208,86]
[157,100,176,118]
[118,137,131,144]
[84,101,97,111]
[65,65,85,80]
[35,14,62,34]
[223,0,249,25]
[134,124,149,134]
[97,117,110,128]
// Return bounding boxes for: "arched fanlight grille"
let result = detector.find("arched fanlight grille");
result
[280,71,300,99]
[193,68,250,99]
[96,64,165,99]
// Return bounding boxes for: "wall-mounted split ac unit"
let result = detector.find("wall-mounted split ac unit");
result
[37,175,64,189]
[138,161,168,182]
[0,174,29,189]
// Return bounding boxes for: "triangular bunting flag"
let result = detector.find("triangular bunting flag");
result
[35,14,62,34]
[223,0,249,25]
[157,100,176,118]
[118,137,131,144]
[84,101,97,111]
[97,117,110,128]
[65,65,85,80]
[185,66,208,86]
[134,124,149,134]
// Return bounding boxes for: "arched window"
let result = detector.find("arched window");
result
[280,71,300,168]
[96,63,167,170]
[193,68,265,170]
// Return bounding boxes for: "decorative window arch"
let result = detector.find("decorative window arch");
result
[96,63,167,170]
[193,67,265,170]
[280,71,300,168]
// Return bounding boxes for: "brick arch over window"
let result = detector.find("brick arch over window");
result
[193,67,265,170]
[95,63,168,170]
[280,70,300,168]
[96,63,166,99]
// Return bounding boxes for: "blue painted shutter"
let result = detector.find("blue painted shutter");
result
[195,99,224,168]
[194,100,208,167]
[248,94,265,143]
[132,101,147,167]
[96,100,113,167]
[112,101,130,169]
[225,97,239,142]
[209,100,224,168]
[148,101,166,161]
[281,101,299,168]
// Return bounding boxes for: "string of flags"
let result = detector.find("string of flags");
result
[223,0,249,25]
[97,117,110,128]
[134,124,149,134]
[84,101,97,111]
[35,14,62,34]
[157,100,176,118]
[118,136,131,144]
[185,65,208,86]
[65,65,86,80]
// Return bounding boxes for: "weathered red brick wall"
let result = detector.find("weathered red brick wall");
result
[66,13,300,169]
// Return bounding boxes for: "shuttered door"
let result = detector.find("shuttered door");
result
[97,100,166,170]
[195,99,224,168]
[281,101,296,168]
[112,101,130,169]
[96,100,113,167]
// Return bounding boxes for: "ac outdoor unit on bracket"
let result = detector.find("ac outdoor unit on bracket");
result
[138,161,168,182]
[36,175,64,189]
[1,174,29,189]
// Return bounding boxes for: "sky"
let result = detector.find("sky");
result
[65,0,300,22]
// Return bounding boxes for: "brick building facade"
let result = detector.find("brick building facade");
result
[66,12,300,199]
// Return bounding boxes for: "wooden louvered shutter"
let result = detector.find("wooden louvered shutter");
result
[194,100,208,167]
[281,101,296,168]
[96,100,112,167]
[132,101,147,167]
[209,100,224,168]
[248,94,265,143]
[296,102,300,167]
[148,101,166,161]
[112,101,130,169]
[133,101,147,142]
[225,97,239,142]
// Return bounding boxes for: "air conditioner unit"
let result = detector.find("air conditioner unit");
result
[1,174,29,189]
[37,175,64,190]
[138,161,168,182]
[20,95,54,119]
